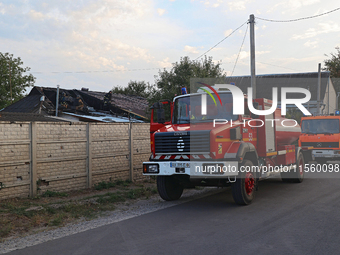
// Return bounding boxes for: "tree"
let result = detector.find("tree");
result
[152,56,226,104]
[0,52,35,109]
[324,47,340,78]
[324,47,340,109]
[112,80,155,99]
[286,108,304,124]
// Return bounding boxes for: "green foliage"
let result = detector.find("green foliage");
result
[112,80,155,99]
[41,190,69,198]
[94,179,131,191]
[0,52,35,109]
[152,56,226,104]
[0,223,12,238]
[324,47,340,78]
[285,108,304,124]
[111,56,225,109]
[94,181,116,190]
[49,214,66,226]
[324,47,340,109]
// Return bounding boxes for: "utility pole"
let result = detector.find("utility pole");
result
[317,63,321,115]
[249,14,256,99]
[55,85,60,117]
[9,60,12,104]
[327,74,330,114]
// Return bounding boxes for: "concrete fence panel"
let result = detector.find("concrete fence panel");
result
[0,122,151,200]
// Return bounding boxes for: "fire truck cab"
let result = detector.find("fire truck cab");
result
[300,115,340,164]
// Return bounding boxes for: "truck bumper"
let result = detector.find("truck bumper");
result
[312,149,340,159]
[143,161,239,178]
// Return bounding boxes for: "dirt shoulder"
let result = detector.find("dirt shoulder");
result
[0,179,158,243]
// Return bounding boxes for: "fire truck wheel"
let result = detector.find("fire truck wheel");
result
[231,159,256,205]
[281,152,304,183]
[157,176,184,201]
[292,152,304,183]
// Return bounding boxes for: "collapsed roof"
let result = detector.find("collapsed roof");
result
[2,86,149,122]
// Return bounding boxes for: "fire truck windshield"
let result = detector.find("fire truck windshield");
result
[172,93,238,124]
[301,119,340,134]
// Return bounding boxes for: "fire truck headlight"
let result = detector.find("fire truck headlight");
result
[144,164,159,173]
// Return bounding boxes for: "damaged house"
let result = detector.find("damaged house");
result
[1,86,149,123]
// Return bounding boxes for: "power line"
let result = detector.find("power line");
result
[231,23,248,76]
[256,7,340,22]
[195,20,248,60]
[257,61,302,71]
[30,67,168,74]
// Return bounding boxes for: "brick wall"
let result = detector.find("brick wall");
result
[0,122,151,200]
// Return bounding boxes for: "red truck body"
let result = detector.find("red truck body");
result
[143,87,305,205]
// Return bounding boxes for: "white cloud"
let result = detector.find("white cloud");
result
[157,8,166,16]
[29,10,45,20]
[288,0,320,9]
[1,0,339,90]
[157,57,172,68]
[292,22,340,40]
[223,50,269,63]
[184,45,199,54]
[0,3,5,15]
[304,40,318,48]
[224,29,233,37]
[228,1,246,11]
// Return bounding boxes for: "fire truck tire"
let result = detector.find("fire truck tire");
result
[281,152,304,183]
[292,152,304,183]
[231,159,256,205]
[157,176,184,201]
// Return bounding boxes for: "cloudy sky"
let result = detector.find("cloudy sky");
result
[1,0,339,92]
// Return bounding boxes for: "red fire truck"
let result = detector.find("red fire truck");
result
[143,86,305,205]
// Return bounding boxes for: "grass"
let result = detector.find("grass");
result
[0,179,157,242]
[41,190,69,198]
[94,180,132,191]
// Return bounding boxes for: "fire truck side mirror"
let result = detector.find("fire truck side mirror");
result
[157,108,165,124]
[152,102,165,124]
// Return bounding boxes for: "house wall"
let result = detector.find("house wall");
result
[0,122,150,200]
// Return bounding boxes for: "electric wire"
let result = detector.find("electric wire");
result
[30,67,167,74]
[195,20,248,60]
[256,7,340,22]
[231,23,248,76]
[257,61,302,71]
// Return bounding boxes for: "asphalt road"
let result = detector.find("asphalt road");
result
[7,177,340,255]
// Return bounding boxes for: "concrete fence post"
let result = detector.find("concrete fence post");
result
[86,123,92,188]
[29,122,37,198]
[129,122,134,182]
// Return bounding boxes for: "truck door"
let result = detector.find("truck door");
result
[150,100,173,135]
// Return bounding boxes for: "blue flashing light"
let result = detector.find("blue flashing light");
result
[181,87,187,95]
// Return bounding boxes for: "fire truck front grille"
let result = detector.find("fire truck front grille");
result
[301,142,339,148]
[154,130,210,154]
